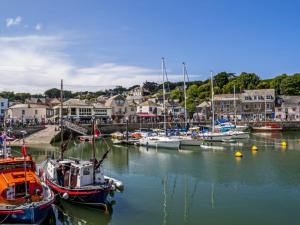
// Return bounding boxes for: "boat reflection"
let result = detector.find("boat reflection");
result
[44,199,114,225]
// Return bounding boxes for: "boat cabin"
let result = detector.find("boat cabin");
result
[46,159,106,188]
[0,156,43,204]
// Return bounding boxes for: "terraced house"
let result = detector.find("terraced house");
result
[241,89,275,121]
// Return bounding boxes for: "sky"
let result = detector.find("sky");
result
[0,0,300,93]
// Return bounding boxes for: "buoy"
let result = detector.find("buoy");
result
[235,151,243,157]
[251,145,257,151]
[281,141,287,147]
[62,193,69,199]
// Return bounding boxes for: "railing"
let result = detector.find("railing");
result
[63,121,88,135]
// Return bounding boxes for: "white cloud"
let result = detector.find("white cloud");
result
[0,34,181,94]
[35,23,42,31]
[5,16,22,27]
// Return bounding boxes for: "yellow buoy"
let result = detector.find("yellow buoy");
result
[281,141,287,147]
[235,151,243,157]
[251,145,257,151]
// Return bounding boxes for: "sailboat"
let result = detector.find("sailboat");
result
[0,134,55,224]
[41,80,123,210]
[176,62,203,146]
[198,72,233,141]
[139,58,180,149]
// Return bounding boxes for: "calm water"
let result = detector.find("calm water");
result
[15,132,300,225]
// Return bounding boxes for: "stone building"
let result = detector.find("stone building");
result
[213,94,242,121]
[241,89,275,121]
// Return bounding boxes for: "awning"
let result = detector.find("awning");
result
[136,113,157,117]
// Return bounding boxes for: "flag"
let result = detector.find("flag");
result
[21,145,27,157]
[94,125,101,137]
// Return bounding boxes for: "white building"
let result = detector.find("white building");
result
[52,99,112,123]
[7,103,49,124]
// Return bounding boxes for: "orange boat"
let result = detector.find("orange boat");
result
[0,154,55,224]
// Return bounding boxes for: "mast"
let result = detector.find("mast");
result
[60,79,64,160]
[183,62,187,128]
[210,71,215,133]
[162,57,167,135]
[234,85,236,126]
[264,90,267,123]
[92,118,96,184]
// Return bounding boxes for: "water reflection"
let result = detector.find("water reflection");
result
[11,132,300,225]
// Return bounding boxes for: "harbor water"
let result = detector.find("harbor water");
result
[14,131,300,225]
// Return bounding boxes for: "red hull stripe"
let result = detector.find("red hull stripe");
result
[0,209,24,214]
[46,179,110,195]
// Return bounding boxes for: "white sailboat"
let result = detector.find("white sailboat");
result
[178,62,202,146]
[139,58,180,149]
[198,71,233,142]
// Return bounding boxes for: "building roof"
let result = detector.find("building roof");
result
[93,103,110,109]
[105,94,126,107]
[279,95,300,107]
[196,101,211,108]
[25,97,46,104]
[9,103,47,109]
[214,93,241,101]
[139,100,159,107]
[63,99,89,106]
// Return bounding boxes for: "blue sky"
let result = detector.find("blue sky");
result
[0,0,299,93]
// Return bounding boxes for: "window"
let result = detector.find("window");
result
[71,108,76,115]
[35,110,38,115]
[131,107,134,112]
[79,108,91,115]
[0,102,4,107]
[266,95,272,100]
[292,108,296,112]
[22,110,25,115]
[149,107,152,112]
[1,109,4,114]
[244,96,251,100]
[94,109,107,115]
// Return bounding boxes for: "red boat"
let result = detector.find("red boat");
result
[252,123,283,132]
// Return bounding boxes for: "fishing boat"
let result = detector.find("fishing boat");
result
[41,80,123,210]
[0,142,54,224]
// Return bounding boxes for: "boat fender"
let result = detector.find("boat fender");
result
[62,193,69,199]
[112,184,116,191]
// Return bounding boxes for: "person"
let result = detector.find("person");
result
[57,165,64,186]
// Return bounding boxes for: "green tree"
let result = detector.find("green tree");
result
[280,74,300,95]
[236,72,260,90]
[170,88,182,101]
[269,74,288,94]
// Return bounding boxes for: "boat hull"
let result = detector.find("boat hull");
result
[139,138,180,149]
[45,178,111,209]
[0,185,54,224]
[179,138,202,146]
[199,133,233,142]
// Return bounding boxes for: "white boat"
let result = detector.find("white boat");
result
[199,132,233,141]
[173,136,202,146]
[139,136,180,149]
[228,130,250,139]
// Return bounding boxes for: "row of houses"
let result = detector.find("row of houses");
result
[194,89,300,122]
[4,86,186,125]
[2,87,300,125]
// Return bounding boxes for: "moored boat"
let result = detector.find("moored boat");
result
[0,153,54,224]
[252,123,283,132]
